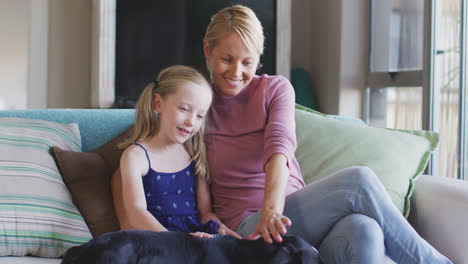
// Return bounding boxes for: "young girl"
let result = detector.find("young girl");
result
[118,65,239,239]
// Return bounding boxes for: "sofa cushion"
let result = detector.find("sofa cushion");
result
[0,109,136,152]
[0,118,92,258]
[52,126,134,237]
[294,105,439,217]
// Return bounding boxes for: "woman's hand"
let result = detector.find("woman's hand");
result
[218,223,242,239]
[249,153,291,243]
[247,208,292,244]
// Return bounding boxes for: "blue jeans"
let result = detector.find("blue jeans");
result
[236,167,452,264]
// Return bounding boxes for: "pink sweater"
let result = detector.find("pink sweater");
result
[206,74,305,230]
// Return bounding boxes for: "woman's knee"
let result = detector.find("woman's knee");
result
[319,214,385,263]
[346,214,383,243]
[340,214,385,261]
[346,166,377,182]
[325,214,383,243]
[341,166,384,190]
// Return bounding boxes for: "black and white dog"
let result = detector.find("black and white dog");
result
[62,230,321,264]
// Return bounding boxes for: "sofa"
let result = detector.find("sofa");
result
[0,107,466,264]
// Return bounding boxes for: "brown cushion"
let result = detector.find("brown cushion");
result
[94,127,134,173]
[52,126,134,237]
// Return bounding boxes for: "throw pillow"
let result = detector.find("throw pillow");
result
[52,126,134,237]
[0,117,93,258]
[294,104,439,217]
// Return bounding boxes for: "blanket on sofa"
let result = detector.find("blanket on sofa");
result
[61,230,321,264]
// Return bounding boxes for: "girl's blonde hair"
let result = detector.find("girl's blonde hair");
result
[120,65,213,182]
[204,5,264,57]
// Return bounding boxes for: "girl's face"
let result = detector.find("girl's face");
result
[154,83,212,145]
[204,32,259,97]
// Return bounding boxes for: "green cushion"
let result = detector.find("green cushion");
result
[291,68,318,110]
[294,104,439,217]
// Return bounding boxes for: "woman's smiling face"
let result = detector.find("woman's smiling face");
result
[204,32,259,97]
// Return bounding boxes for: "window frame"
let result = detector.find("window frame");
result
[365,0,468,179]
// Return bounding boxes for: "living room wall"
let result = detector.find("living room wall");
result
[0,0,28,109]
[291,0,370,118]
[5,0,367,113]
[47,0,91,108]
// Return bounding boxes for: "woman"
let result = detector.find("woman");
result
[201,5,452,264]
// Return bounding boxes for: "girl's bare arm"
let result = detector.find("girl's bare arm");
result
[119,147,168,232]
[197,178,241,239]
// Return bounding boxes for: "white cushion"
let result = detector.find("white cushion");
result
[0,256,61,264]
[409,175,468,263]
[0,118,92,257]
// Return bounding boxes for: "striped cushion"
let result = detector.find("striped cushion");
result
[0,118,92,257]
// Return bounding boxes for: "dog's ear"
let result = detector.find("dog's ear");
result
[62,245,89,264]
[269,236,322,264]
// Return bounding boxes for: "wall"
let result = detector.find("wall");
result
[291,0,369,118]
[0,0,29,109]
[73,0,369,113]
[292,0,341,114]
[338,0,369,118]
[48,0,91,108]
[3,0,368,110]
[0,0,92,109]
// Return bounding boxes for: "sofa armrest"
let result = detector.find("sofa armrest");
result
[408,175,468,264]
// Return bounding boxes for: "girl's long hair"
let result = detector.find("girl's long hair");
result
[120,65,212,182]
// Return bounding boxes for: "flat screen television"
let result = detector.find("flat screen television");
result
[115,0,276,107]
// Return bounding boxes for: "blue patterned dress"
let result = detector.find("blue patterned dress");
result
[132,143,218,234]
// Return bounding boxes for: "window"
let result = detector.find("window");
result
[366,0,466,180]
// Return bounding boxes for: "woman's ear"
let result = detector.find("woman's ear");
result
[203,39,210,60]
[153,93,162,113]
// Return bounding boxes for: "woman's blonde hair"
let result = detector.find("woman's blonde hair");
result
[204,5,264,56]
[120,65,213,182]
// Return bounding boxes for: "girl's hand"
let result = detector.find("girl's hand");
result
[247,209,292,244]
[218,223,242,239]
[189,232,215,238]
[199,211,242,239]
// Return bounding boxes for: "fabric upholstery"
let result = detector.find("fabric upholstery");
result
[294,105,439,216]
[0,109,135,152]
[0,118,92,257]
[52,126,134,237]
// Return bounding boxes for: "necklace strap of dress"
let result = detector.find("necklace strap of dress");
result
[131,142,151,169]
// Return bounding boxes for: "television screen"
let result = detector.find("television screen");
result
[115,0,276,107]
